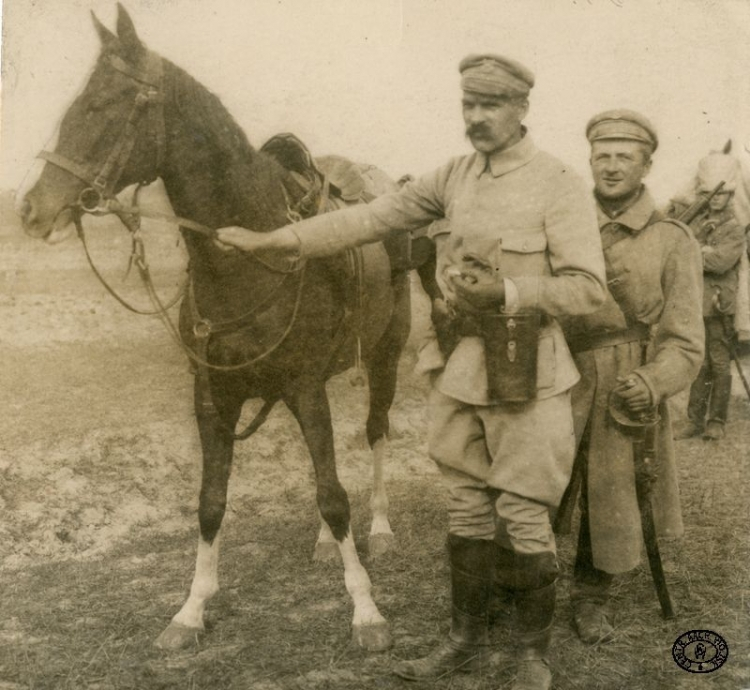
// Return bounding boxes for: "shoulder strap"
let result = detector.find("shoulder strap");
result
[654,216,695,241]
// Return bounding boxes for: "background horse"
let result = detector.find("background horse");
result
[19,3,422,652]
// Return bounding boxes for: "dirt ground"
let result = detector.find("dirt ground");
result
[2,206,749,689]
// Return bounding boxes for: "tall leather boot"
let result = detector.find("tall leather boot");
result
[704,373,732,440]
[393,534,493,680]
[676,365,711,438]
[511,552,557,690]
[489,543,515,625]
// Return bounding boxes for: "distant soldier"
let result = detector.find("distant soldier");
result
[562,110,704,644]
[671,154,746,440]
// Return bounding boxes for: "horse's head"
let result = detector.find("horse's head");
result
[19,4,164,242]
[694,140,742,213]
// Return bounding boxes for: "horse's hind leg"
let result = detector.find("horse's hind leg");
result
[285,381,392,651]
[155,383,240,650]
[365,272,411,558]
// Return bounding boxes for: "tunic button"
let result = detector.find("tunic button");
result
[522,242,528,250]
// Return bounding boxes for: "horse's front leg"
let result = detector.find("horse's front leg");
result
[286,382,392,652]
[155,379,240,650]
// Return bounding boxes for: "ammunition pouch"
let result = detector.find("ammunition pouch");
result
[480,311,542,402]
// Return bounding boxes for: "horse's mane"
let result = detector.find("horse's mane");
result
[163,57,288,228]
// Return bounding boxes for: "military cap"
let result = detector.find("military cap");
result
[586,109,658,152]
[459,54,535,97]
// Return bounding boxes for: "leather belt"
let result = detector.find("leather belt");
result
[567,322,650,354]
[452,309,551,338]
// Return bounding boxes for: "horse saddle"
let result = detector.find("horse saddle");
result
[260,133,412,276]
[260,133,371,204]
[260,134,395,354]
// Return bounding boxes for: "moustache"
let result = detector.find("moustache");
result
[466,124,488,137]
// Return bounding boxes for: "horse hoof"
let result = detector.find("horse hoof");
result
[368,533,395,559]
[154,622,202,650]
[352,621,392,652]
[313,541,340,563]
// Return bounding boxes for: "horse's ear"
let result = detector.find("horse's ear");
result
[723,140,732,154]
[91,11,117,49]
[116,3,144,58]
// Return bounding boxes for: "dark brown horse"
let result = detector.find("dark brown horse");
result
[19,4,426,652]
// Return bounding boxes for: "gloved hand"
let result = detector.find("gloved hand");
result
[613,375,653,414]
[449,270,505,313]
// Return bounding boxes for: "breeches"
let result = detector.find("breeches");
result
[437,464,556,554]
[427,387,575,509]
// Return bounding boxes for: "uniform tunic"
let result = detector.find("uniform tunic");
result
[564,189,704,573]
[669,202,745,317]
[291,134,606,506]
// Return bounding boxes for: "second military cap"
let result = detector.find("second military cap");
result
[459,54,535,97]
[586,109,658,152]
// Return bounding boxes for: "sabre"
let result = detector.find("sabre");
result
[608,383,676,619]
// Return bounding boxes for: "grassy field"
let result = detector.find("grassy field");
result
[1,196,749,689]
[1,385,748,690]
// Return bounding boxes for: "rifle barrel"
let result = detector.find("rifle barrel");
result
[677,180,726,225]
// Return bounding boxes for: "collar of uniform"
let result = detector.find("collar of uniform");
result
[596,186,656,232]
[472,129,537,178]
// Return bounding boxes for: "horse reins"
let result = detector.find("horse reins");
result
[35,49,361,439]
[38,49,312,362]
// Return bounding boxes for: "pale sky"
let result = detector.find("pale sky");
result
[2,0,749,206]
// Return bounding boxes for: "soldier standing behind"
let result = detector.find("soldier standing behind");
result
[216,54,607,690]
[671,154,745,441]
[562,110,704,644]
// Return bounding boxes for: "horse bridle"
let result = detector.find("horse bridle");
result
[34,49,312,380]
[38,51,166,215]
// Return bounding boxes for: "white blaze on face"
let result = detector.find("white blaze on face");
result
[14,126,60,216]
[15,60,99,218]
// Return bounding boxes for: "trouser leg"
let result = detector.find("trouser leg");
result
[704,316,733,438]
[686,364,712,428]
[708,374,732,425]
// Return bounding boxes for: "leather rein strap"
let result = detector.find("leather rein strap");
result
[39,52,165,204]
[36,50,335,440]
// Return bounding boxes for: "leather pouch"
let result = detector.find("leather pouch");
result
[479,311,541,402]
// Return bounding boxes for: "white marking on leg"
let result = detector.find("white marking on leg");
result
[316,514,338,549]
[172,535,221,630]
[369,437,393,539]
[338,531,386,629]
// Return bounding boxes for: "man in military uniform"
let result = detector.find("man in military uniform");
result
[671,154,745,441]
[562,110,704,644]
[216,54,606,690]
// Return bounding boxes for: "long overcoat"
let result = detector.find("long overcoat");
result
[564,189,704,573]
